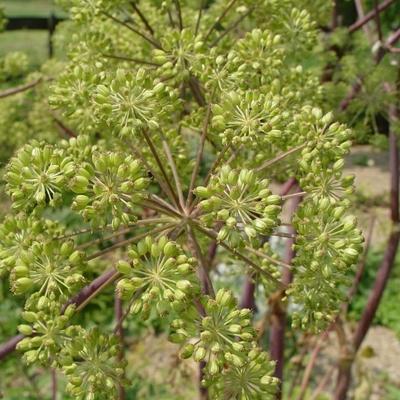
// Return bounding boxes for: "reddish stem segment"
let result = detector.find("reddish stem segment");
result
[348,0,395,33]
[115,294,126,400]
[0,78,42,99]
[268,181,302,399]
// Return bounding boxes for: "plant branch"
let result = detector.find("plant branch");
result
[130,1,155,35]
[114,293,126,400]
[354,0,373,40]
[160,132,186,211]
[173,0,183,30]
[140,129,181,209]
[188,75,206,107]
[0,78,42,99]
[187,224,215,298]
[194,223,284,288]
[296,330,330,400]
[102,11,163,50]
[51,369,57,400]
[269,183,302,398]
[256,144,306,172]
[204,0,238,41]
[204,144,232,186]
[373,0,383,41]
[211,7,254,47]
[187,93,214,207]
[195,0,206,36]
[348,0,395,33]
[101,53,161,66]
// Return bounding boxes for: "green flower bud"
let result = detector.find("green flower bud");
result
[18,324,33,336]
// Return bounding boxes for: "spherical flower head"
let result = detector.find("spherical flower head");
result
[153,28,204,80]
[212,91,283,147]
[11,240,86,298]
[0,215,62,277]
[93,68,176,136]
[284,8,317,51]
[2,51,29,79]
[173,289,256,377]
[17,297,76,366]
[6,142,74,212]
[300,159,354,202]
[116,236,199,317]
[49,64,102,134]
[60,134,99,164]
[226,29,284,88]
[71,151,149,228]
[289,198,363,331]
[208,347,278,400]
[62,328,125,400]
[296,106,352,168]
[196,166,281,248]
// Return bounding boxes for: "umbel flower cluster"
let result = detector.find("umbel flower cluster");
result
[0,0,362,398]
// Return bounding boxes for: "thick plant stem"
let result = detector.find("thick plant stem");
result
[187,225,213,400]
[335,106,400,399]
[239,178,297,311]
[0,334,25,361]
[269,183,302,399]
[115,294,126,400]
[240,276,256,311]
[51,369,57,400]
[188,225,215,298]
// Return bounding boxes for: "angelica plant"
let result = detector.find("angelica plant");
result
[0,0,363,398]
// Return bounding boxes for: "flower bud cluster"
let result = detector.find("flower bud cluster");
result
[195,166,281,247]
[0,51,29,81]
[11,240,86,298]
[62,328,124,400]
[300,159,355,202]
[212,91,283,146]
[93,68,178,136]
[71,151,149,228]
[49,64,102,134]
[225,29,284,89]
[6,141,73,211]
[296,106,352,168]
[116,236,199,317]
[0,215,62,277]
[289,199,363,331]
[154,28,204,80]
[17,298,76,366]
[209,347,278,400]
[251,2,317,52]
[172,289,256,376]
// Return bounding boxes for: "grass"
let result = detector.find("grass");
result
[1,1,65,68]
[2,0,63,17]
[0,30,49,68]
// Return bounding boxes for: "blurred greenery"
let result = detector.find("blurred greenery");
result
[0,30,48,68]
[0,0,65,68]
[349,250,400,338]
